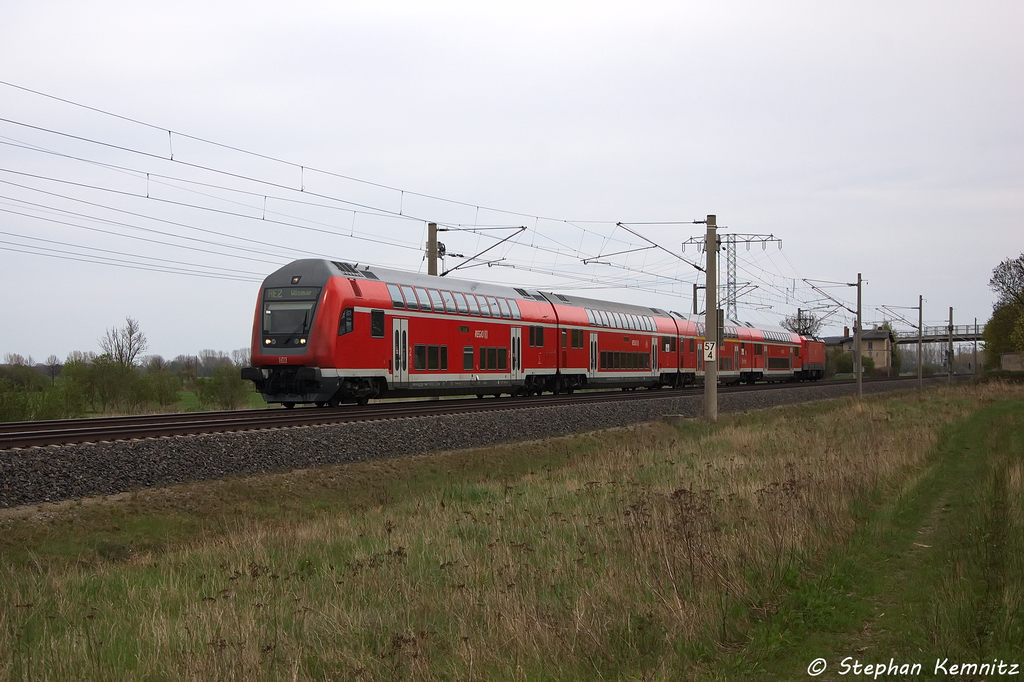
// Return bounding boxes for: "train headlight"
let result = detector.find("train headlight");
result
[265,338,276,345]
[299,338,307,345]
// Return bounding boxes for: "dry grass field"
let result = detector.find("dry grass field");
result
[2,382,1021,680]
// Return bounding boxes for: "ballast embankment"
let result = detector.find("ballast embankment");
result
[0,378,943,508]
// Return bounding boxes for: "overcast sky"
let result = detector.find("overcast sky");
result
[1,1,1021,362]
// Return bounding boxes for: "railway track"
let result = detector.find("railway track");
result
[0,376,928,450]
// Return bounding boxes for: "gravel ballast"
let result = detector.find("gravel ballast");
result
[0,378,941,508]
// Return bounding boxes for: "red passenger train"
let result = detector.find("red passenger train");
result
[242,259,825,407]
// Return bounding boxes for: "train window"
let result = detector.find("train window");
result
[585,309,594,325]
[479,346,486,370]
[454,292,470,314]
[466,294,481,316]
[428,289,444,312]
[497,348,507,370]
[508,299,521,320]
[478,295,493,317]
[414,344,427,370]
[486,297,501,318]
[600,351,608,369]
[339,308,354,335]
[497,298,511,319]
[387,284,405,309]
[572,329,584,348]
[487,347,497,370]
[415,288,433,312]
[529,326,545,347]
[441,346,448,370]
[629,315,638,330]
[370,310,385,338]
[400,285,418,310]
[614,312,624,329]
[427,345,439,370]
[561,329,567,348]
[754,344,763,355]
[600,311,611,327]
[689,338,695,353]
[441,290,458,313]
[463,346,474,370]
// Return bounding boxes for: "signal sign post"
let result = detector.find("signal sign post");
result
[704,215,718,422]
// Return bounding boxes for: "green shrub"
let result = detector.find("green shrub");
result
[195,365,253,410]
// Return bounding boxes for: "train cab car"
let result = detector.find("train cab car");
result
[244,259,563,407]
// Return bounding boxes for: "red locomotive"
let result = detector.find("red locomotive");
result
[242,259,825,407]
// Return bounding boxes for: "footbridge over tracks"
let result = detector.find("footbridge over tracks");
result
[894,325,983,345]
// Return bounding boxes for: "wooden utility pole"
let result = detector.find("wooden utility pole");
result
[855,273,863,398]
[426,222,438,276]
[704,215,718,421]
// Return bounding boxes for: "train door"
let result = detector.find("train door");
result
[651,338,658,377]
[589,332,599,378]
[393,318,409,387]
[510,327,522,383]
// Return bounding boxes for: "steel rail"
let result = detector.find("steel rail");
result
[0,376,930,450]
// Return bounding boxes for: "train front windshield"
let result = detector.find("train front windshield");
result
[263,301,319,335]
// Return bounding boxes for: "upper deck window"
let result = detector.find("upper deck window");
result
[466,294,481,316]
[441,290,458,313]
[386,283,405,309]
[497,298,511,319]
[414,288,433,312]
[508,299,521,320]
[454,292,469,314]
[400,285,418,310]
[428,289,445,312]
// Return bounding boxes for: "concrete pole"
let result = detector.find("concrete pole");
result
[704,215,718,421]
[917,295,923,391]
[426,222,438,276]
[948,307,954,385]
[855,273,863,398]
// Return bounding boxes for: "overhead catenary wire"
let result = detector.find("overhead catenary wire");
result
[0,80,846,321]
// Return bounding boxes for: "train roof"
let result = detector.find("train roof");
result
[270,260,803,340]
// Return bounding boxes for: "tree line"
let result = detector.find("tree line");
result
[1,318,256,422]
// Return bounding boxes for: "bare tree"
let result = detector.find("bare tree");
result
[231,347,251,367]
[45,354,61,386]
[144,355,169,372]
[66,350,96,365]
[990,254,1024,308]
[780,310,823,337]
[4,353,32,366]
[99,317,148,366]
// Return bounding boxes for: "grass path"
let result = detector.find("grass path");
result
[730,396,1024,680]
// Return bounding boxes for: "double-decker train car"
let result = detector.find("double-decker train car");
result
[242,259,824,407]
